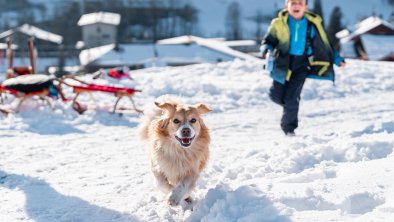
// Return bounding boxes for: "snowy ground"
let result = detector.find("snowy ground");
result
[1,59,394,221]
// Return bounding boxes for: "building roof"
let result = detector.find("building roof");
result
[339,16,394,43]
[80,43,233,67]
[356,16,394,33]
[157,35,260,62]
[0,24,63,44]
[80,44,117,66]
[223,40,257,47]
[78,12,121,26]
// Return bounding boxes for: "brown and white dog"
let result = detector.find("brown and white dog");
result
[139,98,211,206]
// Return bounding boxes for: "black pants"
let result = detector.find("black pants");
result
[269,55,309,133]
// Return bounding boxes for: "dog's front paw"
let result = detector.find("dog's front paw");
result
[168,193,181,206]
[180,197,194,211]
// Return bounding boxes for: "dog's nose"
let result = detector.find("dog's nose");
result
[181,128,191,137]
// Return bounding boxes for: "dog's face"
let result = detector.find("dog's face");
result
[155,101,211,148]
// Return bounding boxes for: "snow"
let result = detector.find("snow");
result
[158,36,260,62]
[0,24,63,44]
[17,24,63,44]
[157,36,197,45]
[1,58,394,221]
[223,40,257,47]
[354,16,394,34]
[79,44,116,66]
[78,12,121,26]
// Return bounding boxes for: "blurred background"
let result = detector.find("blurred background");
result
[0,0,393,75]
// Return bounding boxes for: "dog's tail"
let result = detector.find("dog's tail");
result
[138,103,162,141]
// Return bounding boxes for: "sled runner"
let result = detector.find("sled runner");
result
[60,76,142,114]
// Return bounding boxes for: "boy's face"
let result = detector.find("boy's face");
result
[286,0,308,20]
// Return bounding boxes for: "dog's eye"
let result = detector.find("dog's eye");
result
[173,119,180,124]
[190,118,197,123]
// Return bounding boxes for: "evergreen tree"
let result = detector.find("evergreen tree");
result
[327,6,343,49]
[312,0,324,27]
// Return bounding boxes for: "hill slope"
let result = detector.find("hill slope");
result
[1,59,394,221]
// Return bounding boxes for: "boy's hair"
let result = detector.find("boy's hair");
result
[286,0,308,4]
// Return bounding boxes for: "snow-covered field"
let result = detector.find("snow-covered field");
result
[1,59,394,221]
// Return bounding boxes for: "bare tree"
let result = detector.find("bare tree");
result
[225,1,243,40]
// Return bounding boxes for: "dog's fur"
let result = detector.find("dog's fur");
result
[139,98,211,206]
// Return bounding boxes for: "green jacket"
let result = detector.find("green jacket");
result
[262,10,336,84]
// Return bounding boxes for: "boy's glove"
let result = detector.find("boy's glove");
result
[262,49,270,59]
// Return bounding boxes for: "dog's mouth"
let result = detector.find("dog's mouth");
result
[175,136,195,147]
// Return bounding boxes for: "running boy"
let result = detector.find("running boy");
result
[261,0,346,136]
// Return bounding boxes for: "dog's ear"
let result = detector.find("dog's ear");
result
[194,103,211,130]
[155,102,176,129]
[194,103,212,115]
[157,118,170,129]
[155,102,176,115]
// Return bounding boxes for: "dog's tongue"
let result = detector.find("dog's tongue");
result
[182,138,191,144]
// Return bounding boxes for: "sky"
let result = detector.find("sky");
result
[191,0,394,37]
[1,58,394,221]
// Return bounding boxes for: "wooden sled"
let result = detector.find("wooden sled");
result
[0,84,52,113]
[60,77,142,114]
